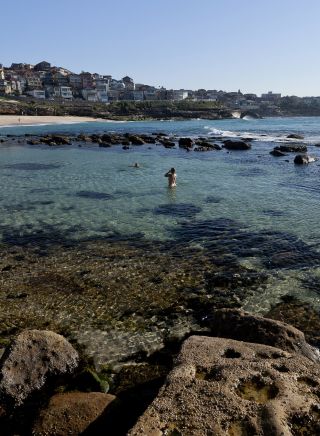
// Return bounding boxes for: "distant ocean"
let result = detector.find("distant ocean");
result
[1,116,320,315]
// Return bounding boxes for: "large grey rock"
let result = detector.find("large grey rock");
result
[32,392,115,436]
[0,330,79,406]
[129,336,320,435]
[204,309,319,362]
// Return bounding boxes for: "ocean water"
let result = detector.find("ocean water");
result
[1,116,320,313]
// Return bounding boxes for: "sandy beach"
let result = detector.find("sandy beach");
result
[0,115,104,127]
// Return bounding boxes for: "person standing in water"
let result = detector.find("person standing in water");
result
[165,167,177,187]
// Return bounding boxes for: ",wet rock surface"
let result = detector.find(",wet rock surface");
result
[129,336,320,436]
[0,330,79,406]
[178,137,193,149]
[32,392,116,435]
[267,295,320,348]
[270,148,287,157]
[294,154,316,164]
[287,134,304,139]
[274,144,307,153]
[203,308,319,362]
[223,139,251,150]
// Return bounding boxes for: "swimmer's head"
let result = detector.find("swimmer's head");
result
[171,167,175,173]
[134,163,139,167]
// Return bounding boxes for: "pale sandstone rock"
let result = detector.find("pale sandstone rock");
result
[129,336,320,436]
[0,330,79,406]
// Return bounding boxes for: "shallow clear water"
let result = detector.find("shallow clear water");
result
[1,117,320,312]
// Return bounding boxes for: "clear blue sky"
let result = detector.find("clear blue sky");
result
[2,0,319,96]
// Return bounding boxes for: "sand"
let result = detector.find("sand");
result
[0,115,105,127]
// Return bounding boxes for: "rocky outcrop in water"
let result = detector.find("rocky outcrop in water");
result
[294,154,316,164]
[130,335,320,436]
[274,144,307,153]
[223,139,251,150]
[270,148,287,157]
[287,134,304,139]
[178,137,193,149]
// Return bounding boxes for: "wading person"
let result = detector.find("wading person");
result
[165,167,177,188]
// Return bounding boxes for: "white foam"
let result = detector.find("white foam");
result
[203,125,319,143]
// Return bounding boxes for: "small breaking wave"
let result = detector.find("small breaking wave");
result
[203,125,317,143]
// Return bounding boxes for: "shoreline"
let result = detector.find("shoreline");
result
[0,115,107,127]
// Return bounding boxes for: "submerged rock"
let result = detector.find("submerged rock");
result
[0,330,79,406]
[203,308,319,362]
[266,295,320,348]
[129,335,320,435]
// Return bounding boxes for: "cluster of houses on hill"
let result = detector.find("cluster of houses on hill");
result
[0,60,283,109]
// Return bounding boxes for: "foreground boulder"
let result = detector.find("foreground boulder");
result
[223,139,251,150]
[32,392,115,435]
[129,336,320,435]
[0,330,79,406]
[294,154,316,164]
[203,309,319,362]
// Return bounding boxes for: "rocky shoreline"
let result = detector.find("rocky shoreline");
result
[0,310,319,435]
[0,128,320,434]
[1,131,319,165]
[0,230,320,434]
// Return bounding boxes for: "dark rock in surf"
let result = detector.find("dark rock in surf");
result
[140,135,156,144]
[294,154,316,164]
[287,134,304,139]
[223,140,251,150]
[275,144,307,153]
[40,135,71,146]
[161,140,175,148]
[77,134,92,142]
[270,149,287,157]
[128,135,144,145]
[178,137,193,148]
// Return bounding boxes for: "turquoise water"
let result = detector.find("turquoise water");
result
[1,117,320,312]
